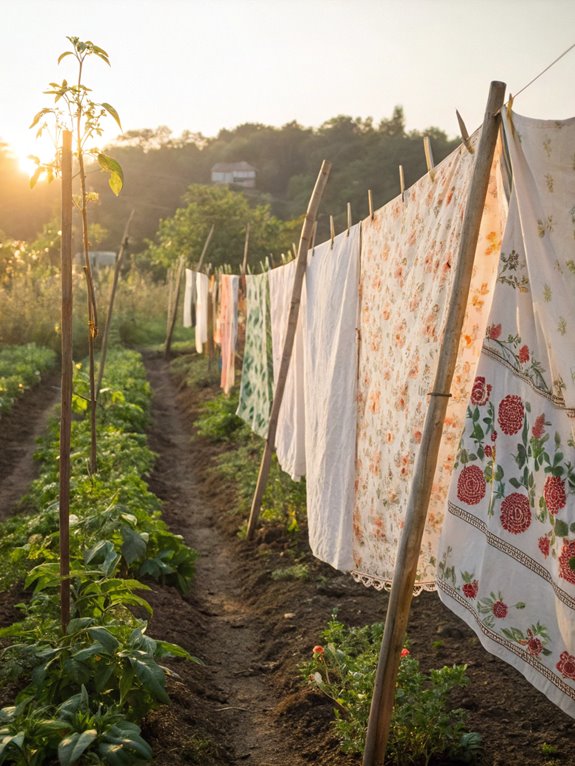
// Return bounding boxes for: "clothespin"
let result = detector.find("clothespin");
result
[346,203,352,236]
[265,256,270,271]
[281,252,286,265]
[310,219,318,251]
[269,253,276,267]
[330,215,335,248]
[291,242,298,259]
[368,189,374,220]
[506,93,516,138]
[456,110,474,154]
[399,165,406,202]
[423,135,436,182]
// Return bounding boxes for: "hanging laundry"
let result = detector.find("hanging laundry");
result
[183,268,195,328]
[437,110,575,717]
[352,130,506,591]
[236,273,273,438]
[304,225,360,572]
[218,274,240,394]
[268,259,306,480]
[195,272,209,353]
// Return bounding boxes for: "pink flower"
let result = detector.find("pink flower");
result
[532,414,546,439]
[558,540,575,586]
[518,345,530,364]
[556,651,575,680]
[470,376,492,406]
[487,323,502,340]
[457,465,486,506]
[484,445,493,458]
[401,648,410,657]
[498,395,525,435]
[500,493,531,534]
[538,536,550,558]
[462,580,479,599]
[312,645,325,655]
[491,430,498,442]
[492,600,508,619]
[544,476,566,515]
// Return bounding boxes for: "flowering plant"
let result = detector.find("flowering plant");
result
[301,617,481,764]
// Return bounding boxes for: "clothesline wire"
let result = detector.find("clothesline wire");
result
[511,41,575,101]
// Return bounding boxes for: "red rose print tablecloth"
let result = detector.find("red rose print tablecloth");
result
[437,110,575,717]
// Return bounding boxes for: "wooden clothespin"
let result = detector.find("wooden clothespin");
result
[281,252,287,265]
[310,220,318,252]
[368,189,374,220]
[423,135,436,182]
[330,215,335,248]
[505,93,516,138]
[346,202,352,236]
[456,110,474,154]
[399,164,406,201]
[291,242,298,260]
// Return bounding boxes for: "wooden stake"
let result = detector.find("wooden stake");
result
[59,130,73,633]
[241,223,250,277]
[197,223,215,272]
[96,209,135,397]
[164,255,185,358]
[362,80,506,766]
[246,160,331,541]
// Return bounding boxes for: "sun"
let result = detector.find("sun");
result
[8,135,56,182]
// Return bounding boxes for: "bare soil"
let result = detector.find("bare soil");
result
[0,357,573,765]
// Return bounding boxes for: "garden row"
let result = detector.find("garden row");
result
[0,348,197,765]
[0,344,57,415]
[174,353,483,766]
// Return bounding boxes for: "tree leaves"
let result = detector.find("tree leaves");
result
[98,153,124,196]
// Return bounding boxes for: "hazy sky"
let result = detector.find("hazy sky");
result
[1,0,574,166]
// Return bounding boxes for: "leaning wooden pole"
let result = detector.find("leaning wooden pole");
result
[196,223,215,273]
[164,255,185,358]
[246,160,331,541]
[96,209,135,397]
[362,80,506,766]
[59,130,73,633]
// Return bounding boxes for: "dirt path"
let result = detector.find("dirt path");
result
[143,353,315,766]
[0,372,60,520]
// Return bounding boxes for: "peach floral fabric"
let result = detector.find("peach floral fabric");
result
[437,111,575,717]
[218,274,239,394]
[351,130,506,591]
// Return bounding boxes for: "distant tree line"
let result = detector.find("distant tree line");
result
[0,107,459,268]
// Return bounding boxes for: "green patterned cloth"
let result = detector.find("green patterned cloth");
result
[236,273,273,438]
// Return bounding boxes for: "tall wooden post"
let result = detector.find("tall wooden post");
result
[197,224,215,273]
[96,209,135,396]
[362,80,506,766]
[59,130,73,632]
[246,160,331,541]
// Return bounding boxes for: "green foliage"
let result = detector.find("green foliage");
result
[195,390,247,441]
[301,618,481,765]
[270,563,309,581]
[141,184,299,277]
[0,344,56,414]
[0,348,200,764]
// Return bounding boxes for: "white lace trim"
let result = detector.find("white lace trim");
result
[350,570,437,596]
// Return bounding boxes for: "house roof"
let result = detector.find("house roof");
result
[211,161,256,173]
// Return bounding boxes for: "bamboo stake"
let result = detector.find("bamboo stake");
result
[197,223,215,272]
[241,223,250,277]
[96,209,135,397]
[59,130,73,633]
[362,80,506,766]
[246,160,331,541]
[164,255,185,358]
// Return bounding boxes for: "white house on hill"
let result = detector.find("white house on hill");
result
[211,161,256,188]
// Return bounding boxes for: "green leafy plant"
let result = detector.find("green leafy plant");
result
[301,618,481,765]
[0,344,57,414]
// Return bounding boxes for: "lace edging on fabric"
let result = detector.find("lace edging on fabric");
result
[350,570,437,596]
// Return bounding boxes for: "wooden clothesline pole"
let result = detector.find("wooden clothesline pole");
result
[164,255,185,358]
[196,224,215,273]
[246,160,332,541]
[362,80,506,766]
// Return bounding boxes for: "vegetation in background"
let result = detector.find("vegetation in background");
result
[0,344,57,414]
[0,348,198,764]
[302,618,482,765]
[1,109,458,256]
